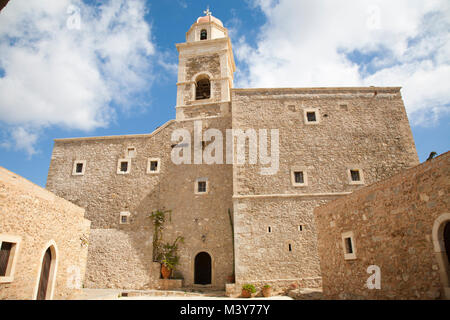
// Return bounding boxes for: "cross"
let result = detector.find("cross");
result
[203,7,212,16]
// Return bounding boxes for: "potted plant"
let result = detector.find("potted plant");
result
[262,284,272,297]
[157,236,184,279]
[241,284,256,298]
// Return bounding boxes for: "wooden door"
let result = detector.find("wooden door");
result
[37,248,52,300]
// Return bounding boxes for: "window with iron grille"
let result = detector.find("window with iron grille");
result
[294,171,304,184]
[198,181,207,193]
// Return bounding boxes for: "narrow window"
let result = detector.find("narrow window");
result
[198,181,207,193]
[196,78,211,100]
[121,215,128,224]
[342,232,356,260]
[72,160,86,175]
[344,237,353,254]
[294,171,304,184]
[0,242,12,277]
[306,111,316,122]
[288,244,292,252]
[120,161,128,173]
[200,29,207,40]
[75,163,83,173]
[298,225,303,231]
[350,170,360,182]
[268,226,271,233]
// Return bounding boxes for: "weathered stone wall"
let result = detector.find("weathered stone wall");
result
[314,152,449,299]
[0,167,90,300]
[47,117,234,290]
[231,87,419,289]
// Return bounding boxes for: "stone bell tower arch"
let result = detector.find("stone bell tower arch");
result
[175,9,236,120]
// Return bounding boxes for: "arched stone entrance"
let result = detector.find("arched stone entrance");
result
[444,222,450,265]
[432,213,450,299]
[194,252,212,285]
[34,241,58,300]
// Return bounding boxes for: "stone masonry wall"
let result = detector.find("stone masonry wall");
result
[314,151,449,299]
[47,117,234,290]
[231,87,419,290]
[0,167,90,300]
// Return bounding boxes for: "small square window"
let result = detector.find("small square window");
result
[198,181,207,193]
[304,109,320,125]
[119,212,130,224]
[291,168,308,187]
[350,170,360,182]
[306,112,316,122]
[72,160,86,176]
[147,158,161,174]
[0,235,21,283]
[342,231,356,260]
[348,168,364,185]
[195,178,209,194]
[294,172,304,184]
[117,159,131,174]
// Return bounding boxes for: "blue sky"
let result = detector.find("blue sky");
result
[0,0,449,187]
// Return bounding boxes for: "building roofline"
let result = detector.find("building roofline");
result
[53,119,176,143]
[232,87,402,93]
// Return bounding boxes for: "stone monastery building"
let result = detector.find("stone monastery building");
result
[46,12,419,291]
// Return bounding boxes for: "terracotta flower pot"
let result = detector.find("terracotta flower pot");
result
[161,264,172,279]
[241,289,252,298]
[262,287,272,297]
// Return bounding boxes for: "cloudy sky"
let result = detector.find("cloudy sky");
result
[0,0,449,187]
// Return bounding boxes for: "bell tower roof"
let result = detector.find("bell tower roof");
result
[185,8,228,43]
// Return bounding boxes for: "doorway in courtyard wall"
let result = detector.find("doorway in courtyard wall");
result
[194,252,212,285]
[445,222,450,266]
[37,247,52,300]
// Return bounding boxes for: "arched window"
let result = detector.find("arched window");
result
[196,77,211,100]
[200,29,207,40]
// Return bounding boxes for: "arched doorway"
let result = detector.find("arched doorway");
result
[194,252,211,285]
[444,222,450,265]
[34,242,57,300]
[432,214,450,299]
[37,247,52,300]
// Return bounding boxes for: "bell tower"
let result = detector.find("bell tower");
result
[175,9,236,120]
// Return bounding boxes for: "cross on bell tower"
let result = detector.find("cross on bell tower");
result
[203,7,212,16]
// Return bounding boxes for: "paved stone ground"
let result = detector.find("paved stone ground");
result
[77,288,294,300]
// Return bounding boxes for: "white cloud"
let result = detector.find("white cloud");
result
[0,0,156,155]
[236,0,450,125]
